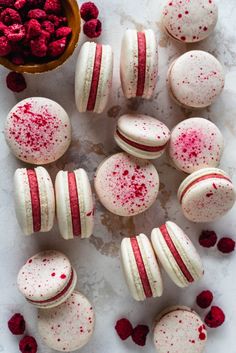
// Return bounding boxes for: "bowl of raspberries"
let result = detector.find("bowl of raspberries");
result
[0,0,80,73]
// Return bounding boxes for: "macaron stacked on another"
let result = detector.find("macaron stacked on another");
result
[120,29,158,99]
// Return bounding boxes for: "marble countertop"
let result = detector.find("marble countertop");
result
[1,0,236,352]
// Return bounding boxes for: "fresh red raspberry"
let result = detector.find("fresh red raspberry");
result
[199,230,217,248]
[25,18,41,39]
[28,8,46,20]
[8,313,26,335]
[19,336,37,353]
[0,20,6,33]
[41,19,54,33]
[0,35,11,55]
[131,325,149,346]
[44,0,62,14]
[40,28,50,40]
[0,0,14,6]
[10,51,25,64]
[47,14,66,27]
[115,318,133,340]
[55,26,71,38]
[217,237,235,254]
[204,306,225,328]
[30,33,47,56]
[47,36,66,57]
[1,8,21,25]
[4,23,25,41]
[196,290,214,309]
[83,18,101,38]
[80,2,99,21]
[14,0,26,9]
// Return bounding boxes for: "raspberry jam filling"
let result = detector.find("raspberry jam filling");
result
[136,32,146,97]
[130,237,153,298]
[116,129,167,152]
[160,224,194,283]
[87,43,103,111]
[180,173,232,203]
[27,170,41,232]
[68,172,81,236]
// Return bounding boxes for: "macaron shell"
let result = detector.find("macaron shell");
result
[143,29,158,98]
[38,291,95,352]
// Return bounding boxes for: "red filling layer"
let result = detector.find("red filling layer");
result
[130,237,153,298]
[27,170,41,232]
[28,270,74,304]
[160,224,194,283]
[116,129,167,152]
[136,32,146,97]
[180,173,232,203]
[87,43,103,111]
[68,172,81,236]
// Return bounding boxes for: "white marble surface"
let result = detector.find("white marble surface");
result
[1,0,236,352]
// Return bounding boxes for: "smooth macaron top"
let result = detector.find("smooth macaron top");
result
[5,97,71,165]
[94,152,159,216]
[168,51,225,108]
[169,117,224,173]
[162,0,218,43]
[38,291,95,352]
[154,306,207,353]
[17,250,75,305]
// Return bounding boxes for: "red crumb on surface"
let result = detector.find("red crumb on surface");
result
[204,306,225,328]
[83,18,101,38]
[132,324,149,346]
[217,237,235,253]
[196,290,213,309]
[198,324,207,340]
[19,336,38,353]
[6,71,26,92]
[8,313,25,335]
[199,230,217,248]
[115,318,133,340]
[80,2,99,21]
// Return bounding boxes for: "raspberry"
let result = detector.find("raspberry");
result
[28,8,46,20]
[217,237,235,254]
[0,20,6,33]
[83,18,101,38]
[115,318,133,341]
[41,19,54,33]
[47,36,66,57]
[0,35,11,55]
[196,290,214,309]
[19,336,37,353]
[1,8,21,25]
[44,0,62,14]
[199,230,217,248]
[55,26,71,38]
[0,0,14,6]
[30,33,47,56]
[14,0,26,9]
[10,51,25,64]
[47,14,66,27]
[80,2,99,21]
[8,313,26,335]
[132,325,149,346]
[4,23,25,41]
[26,18,41,39]
[204,306,225,328]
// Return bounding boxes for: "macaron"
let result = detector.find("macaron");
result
[114,114,170,159]
[151,221,204,288]
[153,306,207,353]
[162,0,218,43]
[4,97,71,165]
[94,152,159,216]
[38,291,95,352]
[121,233,163,301]
[178,168,236,222]
[167,51,225,108]
[55,168,94,240]
[169,118,224,173]
[17,250,77,309]
[75,41,113,113]
[120,29,158,99]
[14,167,55,236]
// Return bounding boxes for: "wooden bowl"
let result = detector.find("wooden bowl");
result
[0,0,80,74]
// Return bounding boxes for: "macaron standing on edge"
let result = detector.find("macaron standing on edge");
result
[14,167,55,236]
[120,29,158,99]
[114,114,170,159]
[151,221,204,288]
[75,41,113,113]
[121,233,163,301]
[4,97,71,165]
[178,167,236,222]
[55,168,94,240]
